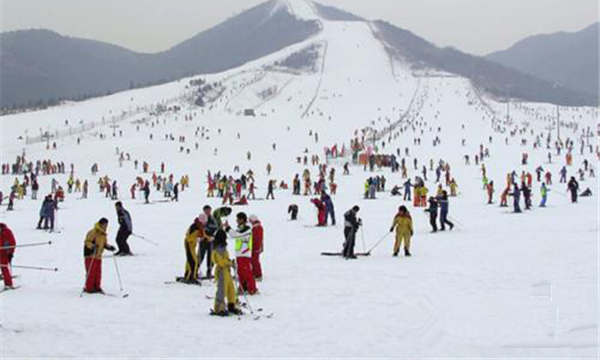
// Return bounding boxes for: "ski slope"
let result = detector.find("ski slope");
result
[1,1,598,358]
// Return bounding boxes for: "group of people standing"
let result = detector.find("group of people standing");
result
[177,205,265,316]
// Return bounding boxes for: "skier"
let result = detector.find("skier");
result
[486,181,494,204]
[83,218,116,294]
[539,183,548,207]
[342,206,361,259]
[567,177,579,203]
[403,179,412,201]
[225,212,257,295]
[424,197,438,232]
[249,215,264,281]
[559,166,568,183]
[177,215,205,285]
[143,181,151,204]
[288,204,299,221]
[521,182,532,210]
[510,184,522,213]
[114,202,133,256]
[198,205,217,279]
[266,180,275,200]
[500,187,509,207]
[212,206,232,227]
[172,183,179,202]
[389,206,413,257]
[310,198,327,226]
[211,227,242,316]
[322,192,336,226]
[438,191,454,231]
[0,223,16,290]
[37,195,57,231]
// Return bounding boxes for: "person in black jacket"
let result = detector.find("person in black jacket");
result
[567,177,579,203]
[342,206,361,259]
[521,182,532,210]
[425,197,438,232]
[288,204,299,221]
[114,202,133,256]
[198,205,218,279]
[143,181,151,204]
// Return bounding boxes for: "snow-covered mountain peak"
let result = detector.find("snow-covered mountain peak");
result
[272,0,321,21]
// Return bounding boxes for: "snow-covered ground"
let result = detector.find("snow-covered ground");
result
[1,0,598,358]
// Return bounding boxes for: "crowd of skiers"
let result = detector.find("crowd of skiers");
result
[175,206,265,316]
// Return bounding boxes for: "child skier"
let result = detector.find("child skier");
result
[211,228,242,316]
[83,218,116,294]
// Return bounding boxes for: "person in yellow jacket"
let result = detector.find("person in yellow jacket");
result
[176,215,206,285]
[436,184,443,197]
[211,228,242,316]
[83,218,116,293]
[449,179,458,197]
[389,206,413,257]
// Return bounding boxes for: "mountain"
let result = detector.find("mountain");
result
[372,21,597,107]
[487,23,599,101]
[0,0,320,109]
[1,0,597,110]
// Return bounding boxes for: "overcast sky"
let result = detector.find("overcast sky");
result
[1,0,597,55]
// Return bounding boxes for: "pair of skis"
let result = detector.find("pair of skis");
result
[0,285,21,294]
[205,295,274,320]
[320,252,370,257]
[80,290,129,298]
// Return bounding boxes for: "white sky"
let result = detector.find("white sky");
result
[1,0,598,55]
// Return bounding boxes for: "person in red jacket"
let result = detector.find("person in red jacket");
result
[310,198,326,226]
[0,223,16,289]
[249,215,264,281]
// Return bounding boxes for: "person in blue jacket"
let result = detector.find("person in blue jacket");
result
[437,191,454,231]
[322,192,336,226]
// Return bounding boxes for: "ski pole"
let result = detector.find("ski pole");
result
[131,233,159,246]
[360,226,366,253]
[112,253,125,293]
[232,264,253,315]
[366,232,392,255]
[448,215,463,227]
[80,256,96,298]
[0,241,52,250]
[1,264,58,271]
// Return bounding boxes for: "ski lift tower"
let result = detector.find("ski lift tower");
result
[552,83,562,141]
[110,119,119,137]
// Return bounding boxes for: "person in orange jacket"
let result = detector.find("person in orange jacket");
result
[0,223,17,290]
[249,215,264,281]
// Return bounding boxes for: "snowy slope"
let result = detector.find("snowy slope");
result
[1,2,598,359]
